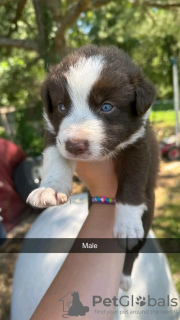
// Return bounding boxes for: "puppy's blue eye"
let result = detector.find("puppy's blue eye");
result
[58,103,66,112]
[101,103,113,112]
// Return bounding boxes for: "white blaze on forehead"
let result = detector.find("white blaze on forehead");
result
[66,55,104,110]
[56,55,105,160]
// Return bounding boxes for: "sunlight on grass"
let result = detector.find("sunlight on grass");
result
[150,110,177,126]
[153,161,180,293]
[150,101,180,142]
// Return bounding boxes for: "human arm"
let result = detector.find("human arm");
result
[30,159,125,320]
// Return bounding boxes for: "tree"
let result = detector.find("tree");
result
[80,1,180,98]
[0,0,112,64]
[0,0,113,108]
[1,0,180,65]
[0,0,180,154]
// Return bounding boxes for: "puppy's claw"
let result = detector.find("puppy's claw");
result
[27,187,68,208]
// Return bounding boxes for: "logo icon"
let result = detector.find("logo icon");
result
[59,291,89,318]
[136,296,146,307]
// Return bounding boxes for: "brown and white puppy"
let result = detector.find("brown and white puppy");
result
[27,45,159,291]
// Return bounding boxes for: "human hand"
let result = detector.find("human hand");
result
[76,160,118,198]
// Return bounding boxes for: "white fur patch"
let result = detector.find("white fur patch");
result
[117,125,146,150]
[27,146,75,208]
[43,110,55,134]
[116,110,150,150]
[113,203,147,243]
[66,55,104,112]
[41,146,75,193]
[57,55,106,160]
[143,108,151,121]
[120,273,132,292]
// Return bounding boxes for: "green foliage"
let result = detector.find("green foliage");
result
[0,52,45,107]
[1,1,180,109]
[152,101,174,111]
[15,106,44,156]
[0,0,180,155]
[0,126,6,138]
[68,1,180,99]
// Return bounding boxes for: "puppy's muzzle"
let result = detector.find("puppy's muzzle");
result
[65,139,89,155]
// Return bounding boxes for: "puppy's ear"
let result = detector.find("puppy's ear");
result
[41,81,53,113]
[135,78,156,116]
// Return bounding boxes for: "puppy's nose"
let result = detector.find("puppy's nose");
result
[66,139,88,155]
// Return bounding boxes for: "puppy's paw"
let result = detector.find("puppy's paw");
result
[113,219,144,239]
[120,273,132,292]
[26,187,68,208]
[113,203,146,249]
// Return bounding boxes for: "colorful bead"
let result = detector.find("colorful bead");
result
[92,196,116,205]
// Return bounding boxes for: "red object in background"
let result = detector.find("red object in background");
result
[0,138,27,231]
[160,136,180,161]
[160,142,175,155]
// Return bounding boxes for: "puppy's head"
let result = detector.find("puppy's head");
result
[42,45,156,161]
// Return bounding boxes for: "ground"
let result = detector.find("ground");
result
[153,161,180,293]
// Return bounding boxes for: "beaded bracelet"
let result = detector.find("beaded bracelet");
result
[92,196,116,205]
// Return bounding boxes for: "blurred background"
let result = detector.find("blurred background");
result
[0,0,180,319]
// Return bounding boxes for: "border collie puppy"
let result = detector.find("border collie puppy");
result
[27,45,159,291]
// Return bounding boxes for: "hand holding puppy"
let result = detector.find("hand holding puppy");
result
[76,160,118,198]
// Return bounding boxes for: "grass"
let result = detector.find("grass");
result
[150,101,180,141]
[150,110,177,127]
[150,101,180,145]
[149,102,180,293]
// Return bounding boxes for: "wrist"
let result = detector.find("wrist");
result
[90,182,117,198]
[92,196,116,205]
[91,189,116,198]
[88,203,115,235]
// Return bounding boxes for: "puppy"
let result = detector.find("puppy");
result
[27,45,159,291]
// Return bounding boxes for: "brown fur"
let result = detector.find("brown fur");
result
[41,45,159,278]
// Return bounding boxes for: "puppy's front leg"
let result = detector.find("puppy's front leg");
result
[27,145,75,208]
[113,203,146,241]
[113,140,150,244]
